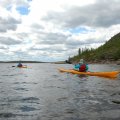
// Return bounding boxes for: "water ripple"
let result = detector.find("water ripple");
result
[0,63,120,120]
[14,87,28,91]
[20,106,38,112]
[0,113,16,118]
[21,97,39,101]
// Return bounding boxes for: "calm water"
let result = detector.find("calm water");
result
[0,63,120,120]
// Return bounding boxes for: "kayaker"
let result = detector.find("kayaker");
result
[17,62,23,67]
[74,59,88,72]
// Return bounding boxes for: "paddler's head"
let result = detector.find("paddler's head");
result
[79,59,84,64]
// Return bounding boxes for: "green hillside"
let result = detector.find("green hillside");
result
[69,32,120,63]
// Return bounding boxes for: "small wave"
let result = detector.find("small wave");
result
[0,113,16,118]
[13,82,20,84]
[13,82,37,85]
[2,74,14,76]
[52,75,59,78]
[65,109,76,114]
[2,96,40,104]
[57,97,68,101]
[21,97,39,101]
[14,87,28,91]
[20,97,40,104]
[20,106,38,112]
[2,73,22,76]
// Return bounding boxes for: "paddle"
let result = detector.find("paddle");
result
[12,66,16,67]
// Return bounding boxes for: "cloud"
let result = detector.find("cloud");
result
[0,37,22,45]
[0,45,8,50]
[31,23,44,30]
[0,5,21,33]
[30,44,67,53]
[0,0,120,62]
[0,0,30,8]
[43,0,120,28]
[0,16,21,32]
[37,32,70,45]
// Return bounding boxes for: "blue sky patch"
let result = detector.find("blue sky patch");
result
[16,6,30,15]
[69,27,89,34]
[69,27,95,34]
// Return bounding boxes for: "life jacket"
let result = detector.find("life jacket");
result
[79,64,86,72]
[17,63,22,67]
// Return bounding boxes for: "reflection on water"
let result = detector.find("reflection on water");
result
[0,63,120,120]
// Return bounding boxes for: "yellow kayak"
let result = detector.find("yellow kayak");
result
[18,66,27,68]
[58,68,119,78]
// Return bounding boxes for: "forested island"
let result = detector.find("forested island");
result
[68,32,120,64]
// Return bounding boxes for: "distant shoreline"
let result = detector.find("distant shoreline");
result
[0,60,119,65]
[0,61,47,63]
[0,61,66,64]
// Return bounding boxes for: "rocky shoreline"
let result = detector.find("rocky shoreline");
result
[70,59,120,65]
[87,60,120,65]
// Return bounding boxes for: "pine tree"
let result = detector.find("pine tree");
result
[78,48,81,56]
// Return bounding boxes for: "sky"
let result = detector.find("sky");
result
[0,0,120,62]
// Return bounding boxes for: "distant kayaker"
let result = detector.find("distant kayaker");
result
[17,62,23,67]
[74,59,88,72]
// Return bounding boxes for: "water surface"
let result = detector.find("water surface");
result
[0,63,120,120]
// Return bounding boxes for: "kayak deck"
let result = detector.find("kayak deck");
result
[58,68,119,78]
[17,66,27,68]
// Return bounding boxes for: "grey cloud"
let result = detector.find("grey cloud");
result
[30,46,67,53]
[15,0,30,7]
[30,23,45,33]
[0,37,22,45]
[31,36,105,53]
[64,37,106,50]
[1,0,30,8]
[12,51,33,60]
[0,46,8,50]
[16,33,29,40]
[36,30,105,49]
[64,39,89,49]
[43,0,120,28]
[67,38,105,46]
[37,32,70,45]
[31,23,44,30]
[0,16,21,32]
